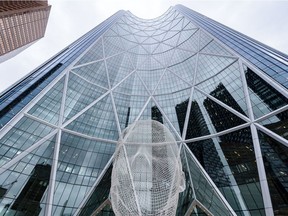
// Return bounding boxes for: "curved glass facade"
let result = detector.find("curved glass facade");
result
[0,5,288,216]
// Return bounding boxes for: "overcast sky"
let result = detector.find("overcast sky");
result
[0,0,287,93]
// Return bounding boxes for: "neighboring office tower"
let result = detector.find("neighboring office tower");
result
[0,4,288,216]
[9,164,51,215]
[0,0,51,63]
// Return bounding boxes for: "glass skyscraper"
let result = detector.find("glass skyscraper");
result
[0,4,287,216]
[0,1,51,63]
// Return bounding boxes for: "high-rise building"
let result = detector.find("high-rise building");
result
[0,0,51,63]
[0,4,288,216]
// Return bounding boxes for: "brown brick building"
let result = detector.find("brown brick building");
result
[0,1,51,62]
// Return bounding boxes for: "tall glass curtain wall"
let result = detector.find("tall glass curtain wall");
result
[0,4,288,216]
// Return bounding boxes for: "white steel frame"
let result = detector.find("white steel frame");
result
[0,6,287,216]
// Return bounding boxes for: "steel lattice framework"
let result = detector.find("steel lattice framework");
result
[0,5,288,216]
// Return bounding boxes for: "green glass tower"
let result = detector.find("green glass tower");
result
[0,5,287,216]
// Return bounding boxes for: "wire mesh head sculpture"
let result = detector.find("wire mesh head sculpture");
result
[111,120,185,216]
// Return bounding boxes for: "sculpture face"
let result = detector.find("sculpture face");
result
[111,120,185,216]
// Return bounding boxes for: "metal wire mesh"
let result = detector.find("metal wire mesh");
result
[111,120,185,216]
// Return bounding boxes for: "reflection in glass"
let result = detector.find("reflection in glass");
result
[245,66,288,119]
[10,164,51,215]
[258,131,288,215]
[177,147,194,215]
[79,166,113,216]
[182,145,234,215]
[1,4,287,216]
[176,99,210,139]
[186,127,265,215]
[259,110,288,141]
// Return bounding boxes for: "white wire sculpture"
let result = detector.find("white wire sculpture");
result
[110,120,185,216]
